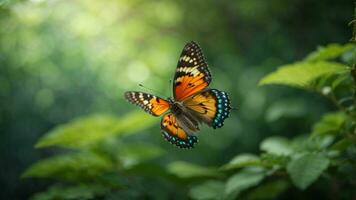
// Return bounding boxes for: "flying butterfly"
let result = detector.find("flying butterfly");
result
[125,41,231,148]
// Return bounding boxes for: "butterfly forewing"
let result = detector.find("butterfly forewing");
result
[173,41,212,101]
[161,113,198,148]
[125,91,170,116]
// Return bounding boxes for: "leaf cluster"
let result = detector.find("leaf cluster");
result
[23,44,356,199]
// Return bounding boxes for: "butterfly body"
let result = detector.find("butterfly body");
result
[169,99,200,134]
[125,41,231,148]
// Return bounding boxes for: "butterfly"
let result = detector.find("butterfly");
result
[125,41,231,148]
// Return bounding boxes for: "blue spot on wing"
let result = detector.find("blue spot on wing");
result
[161,131,198,149]
[211,89,231,129]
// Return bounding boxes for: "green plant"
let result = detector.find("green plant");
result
[20,5,356,199]
[23,42,356,199]
[186,42,356,199]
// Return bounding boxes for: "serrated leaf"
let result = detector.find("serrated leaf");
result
[167,161,222,179]
[287,153,329,190]
[189,180,225,200]
[312,112,346,137]
[22,152,113,181]
[225,168,265,199]
[259,61,349,88]
[221,154,261,171]
[305,43,355,62]
[35,111,156,149]
[260,137,293,156]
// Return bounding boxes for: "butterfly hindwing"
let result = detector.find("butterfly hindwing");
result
[183,89,231,129]
[161,113,198,148]
[125,91,170,116]
[173,41,212,101]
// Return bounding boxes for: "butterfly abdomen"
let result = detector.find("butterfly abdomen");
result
[171,101,200,133]
[211,89,231,129]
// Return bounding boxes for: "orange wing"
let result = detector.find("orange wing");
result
[183,90,217,124]
[161,113,198,148]
[184,89,231,129]
[173,41,211,101]
[125,91,170,116]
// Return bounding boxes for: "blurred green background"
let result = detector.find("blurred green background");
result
[0,0,353,199]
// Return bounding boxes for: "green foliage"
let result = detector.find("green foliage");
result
[331,138,354,151]
[189,181,225,200]
[167,161,222,178]
[245,180,290,200]
[259,61,349,88]
[254,42,356,196]
[6,1,354,198]
[22,151,113,181]
[30,184,108,200]
[185,41,356,199]
[224,168,265,199]
[265,99,307,122]
[22,40,356,199]
[221,154,261,171]
[259,44,355,90]
[287,153,330,190]
[117,143,165,169]
[305,43,355,62]
[312,112,347,137]
[260,136,293,156]
[35,112,156,149]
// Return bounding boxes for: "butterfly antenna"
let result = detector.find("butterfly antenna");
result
[138,84,168,98]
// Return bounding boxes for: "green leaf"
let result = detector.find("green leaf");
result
[265,99,307,122]
[30,184,108,200]
[260,153,289,168]
[305,43,355,62]
[225,168,265,199]
[125,163,174,180]
[331,73,350,89]
[117,143,166,169]
[312,112,346,137]
[167,161,222,179]
[258,61,349,88]
[289,135,334,153]
[22,152,113,181]
[35,111,156,149]
[287,153,329,190]
[246,180,289,200]
[260,136,293,156]
[331,138,354,151]
[221,154,261,171]
[189,180,225,200]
